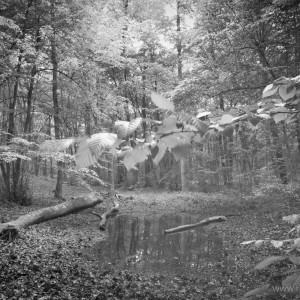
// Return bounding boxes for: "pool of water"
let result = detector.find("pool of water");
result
[88,214,228,277]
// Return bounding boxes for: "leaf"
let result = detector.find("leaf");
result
[171,143,191,160]
[115,118,142,138]
[219,114,234,125]
[0,151,31,162]
[282,274,300,288]
[248,117,260,126]
[179,113,209,135]
[88,133,120,158]
[152,143,167,165]
[273,76,291,85]
[222,125,234,137]
[270,240,283,248]
[240,240,256,245]
[232,114,248,123]
[273,113,289,124]
[209,124,224,132]
[255,240,264,247]
[283,214,300,225]
[294,238,300,248]
[196,109,211,119]
[262,84,279,98]
[279,85,296,101]
[151,92,175,111]
[285,113,298,124]
[123,144,151,170]
[258,113,271,119]
[254,256,285,270]
[160,133,191,148]
[244,284,270,298]
[244,103,258,113]
[192,133,204,143]
[289,256,300,265]
[75,139,98,169]
[75,133,120,168]
[157,116,179,134]
[39,138,75,152]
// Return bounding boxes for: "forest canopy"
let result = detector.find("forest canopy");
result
[1,0,300,197]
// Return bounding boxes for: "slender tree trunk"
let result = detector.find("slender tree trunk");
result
[51,0,63,198]
[269,120,288,184]
[176,0,187,191]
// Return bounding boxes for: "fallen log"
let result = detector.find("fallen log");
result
[0,192,106,241]
[91,201,120,231]
[164,216,227,235]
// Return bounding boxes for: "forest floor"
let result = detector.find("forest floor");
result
[0,176,298,300]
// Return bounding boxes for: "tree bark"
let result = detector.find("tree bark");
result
[176,0,187,191]
[51,0,64,198]
[0,192,108,241]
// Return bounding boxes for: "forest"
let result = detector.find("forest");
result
[1,0,300,299]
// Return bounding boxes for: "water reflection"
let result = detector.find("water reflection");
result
[92,214,225,277]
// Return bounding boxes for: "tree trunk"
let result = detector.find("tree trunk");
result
[0,192,109,241]
[176,0,187,191]
[269,120,288,184]
[51,0,64,199]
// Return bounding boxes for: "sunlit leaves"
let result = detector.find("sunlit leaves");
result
[279,85,296,101]
[219,114,234,125]
[39,139,75,152]
[88,133,120,157]
[123,143,151,170]
[196,109,211,119]
[270,240,283,248]
[178,113,209,135]
[0,16,20,31]
[294,238,300,248]
[115,118,142,138]
[75,133,120,168]
[152,143,167,165]
[273,76,291,85]
[0,151,31,163]
[151,92,175,111]
[75,139,98,169]
[262,84,278,98]
[157,116,179,134]
[283,214,300,225]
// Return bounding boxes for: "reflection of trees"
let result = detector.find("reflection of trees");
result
[100,214,225,276]
[142,219,151,255]
[115,215,127,258]
[129,217,139,255]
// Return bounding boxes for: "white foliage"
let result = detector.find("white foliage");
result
[151,92,175,111]
[115,118,142,138]
[75,133,121,168]
[39,139,75,152]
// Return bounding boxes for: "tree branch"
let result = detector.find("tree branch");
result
[164,216,227,235]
